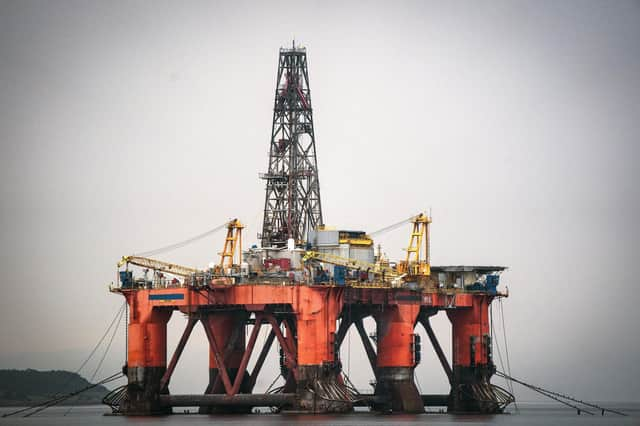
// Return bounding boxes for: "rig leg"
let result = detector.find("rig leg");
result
[447,295,501,413]
[374,304,423,413]
[293,287,351,413]
[200,311,250,413]
[122,292,173,415]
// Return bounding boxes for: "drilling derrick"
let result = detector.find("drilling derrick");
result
[109,44,515,417]
[260,43,323,248]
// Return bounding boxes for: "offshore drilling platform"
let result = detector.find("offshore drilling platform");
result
[106,44,514,415]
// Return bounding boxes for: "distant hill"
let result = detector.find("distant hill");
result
[0,369,110,406]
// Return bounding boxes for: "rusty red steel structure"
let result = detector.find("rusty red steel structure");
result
[114,283,510,414]
[110,43,513,415]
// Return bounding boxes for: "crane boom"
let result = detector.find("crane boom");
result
[302,251,400,278]
[118,256,201,277]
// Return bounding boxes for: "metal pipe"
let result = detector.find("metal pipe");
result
[160,393,295,407]
[352,394,449,407]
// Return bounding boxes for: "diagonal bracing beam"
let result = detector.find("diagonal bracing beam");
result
[160,316,198,392]
[247,329,276,392]
[208,321,245,394]
[281,318,297,357]
[419,313,453,384]
[264,315,297,375]
[229,316,263,395]
[201,318,234,395]
[354,319,377,372]
[335,315,353,350]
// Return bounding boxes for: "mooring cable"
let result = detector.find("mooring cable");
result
[51,303,126,399]
[90,303,126,383]
[495,371,594,415]
[1,303,127,418]
[498,298,517,411]
[73,302,126,384]
[22,373,123,418]
[490,304,512,398]
[2,372,122,418]
[498,299,515,395]
[341,371,361,398]
[265,372,282,394]
[62,302,126,417]
[495,371,627,416]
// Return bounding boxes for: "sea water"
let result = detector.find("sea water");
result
[1,403,638,425]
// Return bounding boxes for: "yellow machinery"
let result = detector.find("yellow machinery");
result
[118,218,245,284]
[219,219,244,268]
[397,213,431,276]
[304,212,432,285]
[302,251,401,280]
[338,231,373,246]
[117,255,200,277]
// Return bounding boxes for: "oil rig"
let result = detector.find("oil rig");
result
[106,43,514,415]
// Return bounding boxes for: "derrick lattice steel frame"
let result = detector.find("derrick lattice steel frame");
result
[260,45,323,248]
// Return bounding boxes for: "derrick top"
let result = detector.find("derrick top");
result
[280,39,306,53]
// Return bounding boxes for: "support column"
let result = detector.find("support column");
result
[294,286,351,413]
[374,303,423,413]
[200,311,250,413]
[447,295,499,413]
[122,291,173,415]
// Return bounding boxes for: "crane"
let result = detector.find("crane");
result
[369,214,421,238]
[302,251,402,280]
[218,219,243,269]
[399,213,431,276]
[117,218,245,288]
[117,256,201,278]
[303,212,432,285]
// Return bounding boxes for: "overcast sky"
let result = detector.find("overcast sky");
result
[1,0,639,403]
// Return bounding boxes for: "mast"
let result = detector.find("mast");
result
[260,42,323,248]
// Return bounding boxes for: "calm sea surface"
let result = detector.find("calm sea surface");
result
[1,403,638,426]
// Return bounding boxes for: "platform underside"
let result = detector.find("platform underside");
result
[109,283,512,415]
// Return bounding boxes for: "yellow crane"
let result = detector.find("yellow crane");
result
[302,251,402,282]
[219,219,244,268]
[397,213,431,276]
[303,212,431,284]
[117,255,201,277]
[118,218,245,282]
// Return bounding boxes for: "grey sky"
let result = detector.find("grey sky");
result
[1,0,639,402]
